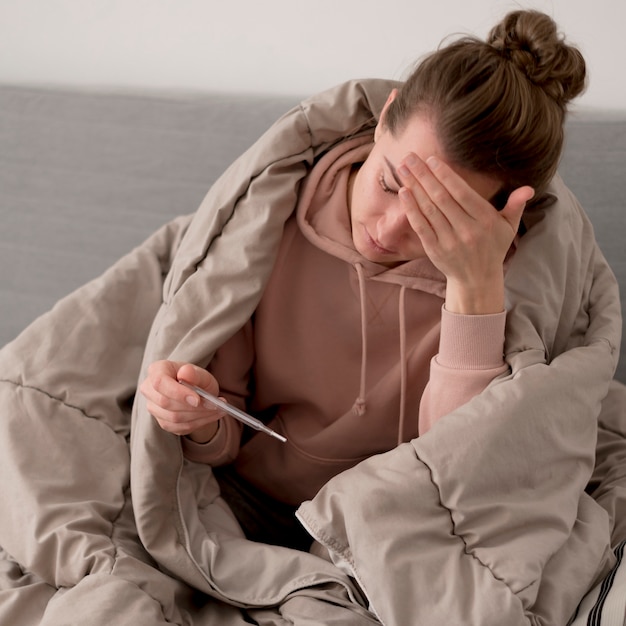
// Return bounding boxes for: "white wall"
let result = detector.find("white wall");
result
[0,0,624,111]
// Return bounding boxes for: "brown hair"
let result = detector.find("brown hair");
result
[384,10,587,197]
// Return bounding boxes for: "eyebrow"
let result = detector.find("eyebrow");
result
[384,157,403,188]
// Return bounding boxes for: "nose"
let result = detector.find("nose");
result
[376,206,409,248]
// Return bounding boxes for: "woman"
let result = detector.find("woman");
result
[140,9,587,550]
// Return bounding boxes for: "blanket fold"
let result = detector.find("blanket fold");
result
[1,78,625,625]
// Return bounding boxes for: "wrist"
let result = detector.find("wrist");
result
[187,420,220,444]
[445,274,505,315]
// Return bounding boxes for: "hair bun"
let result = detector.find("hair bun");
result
[488,10,586,107]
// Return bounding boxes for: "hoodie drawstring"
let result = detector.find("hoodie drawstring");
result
[397,286,407,445]
[352,264,410,446]
[352,263,368,416]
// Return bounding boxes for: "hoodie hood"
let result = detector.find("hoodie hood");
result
[296,132,447,298]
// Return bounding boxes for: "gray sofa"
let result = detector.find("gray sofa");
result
[1,84,624,382]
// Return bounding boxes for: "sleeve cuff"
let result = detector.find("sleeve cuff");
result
[437,305,506,370]
[181,417,240,465]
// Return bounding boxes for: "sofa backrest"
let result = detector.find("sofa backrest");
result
[0,86,624,382]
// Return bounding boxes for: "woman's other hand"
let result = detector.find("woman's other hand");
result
[139,360,225,442]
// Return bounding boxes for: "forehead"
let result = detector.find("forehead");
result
[381,114,502,201]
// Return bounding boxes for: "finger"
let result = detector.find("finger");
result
[141,379,197,414]
[175,363,222,410]
[143,361,212,410]
[146,400,226,432]
[427,157,498,222]
[149,362,203,408]
[176,363,218,392]
[398,155,455,233]
[500,186,534,231]
[398,186,437,247]
[141,361,186,407]
[149,406,221,436]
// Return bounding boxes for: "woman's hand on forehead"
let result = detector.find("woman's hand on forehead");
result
[397,153,533,314]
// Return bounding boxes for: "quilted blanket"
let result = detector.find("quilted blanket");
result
[1,78,625,626]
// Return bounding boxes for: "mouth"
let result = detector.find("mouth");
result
[364,226,395,255]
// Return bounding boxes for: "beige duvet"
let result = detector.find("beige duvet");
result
[1,79,625,626]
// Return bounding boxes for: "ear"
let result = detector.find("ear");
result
[375,89,398,142]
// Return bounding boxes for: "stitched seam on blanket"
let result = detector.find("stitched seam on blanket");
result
[296,510,375,614]
[107,484,132,577]
[108,559,172,619]
[1,378,109,423]
[296,511,351,561]
[421,456,519,595]
[298,102,314,146]
[1,377,128,579]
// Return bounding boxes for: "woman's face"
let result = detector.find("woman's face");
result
[348,93,501,266]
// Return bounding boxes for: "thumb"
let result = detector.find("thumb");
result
[500,186,534,231]
[176,363,219,396]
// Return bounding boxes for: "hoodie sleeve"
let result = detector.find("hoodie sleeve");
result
[418,306,508,435]
[181,415,243,465]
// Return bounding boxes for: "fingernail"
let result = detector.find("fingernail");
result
[186,395,199,408]
[406,154,418,166]
[427,156,439,169]
[398,164,410,177]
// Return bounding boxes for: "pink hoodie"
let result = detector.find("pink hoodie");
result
[183,135,508,505]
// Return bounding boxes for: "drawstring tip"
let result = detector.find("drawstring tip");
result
[352,397,366,416]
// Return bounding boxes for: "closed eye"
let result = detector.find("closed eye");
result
[379,173,399,196]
